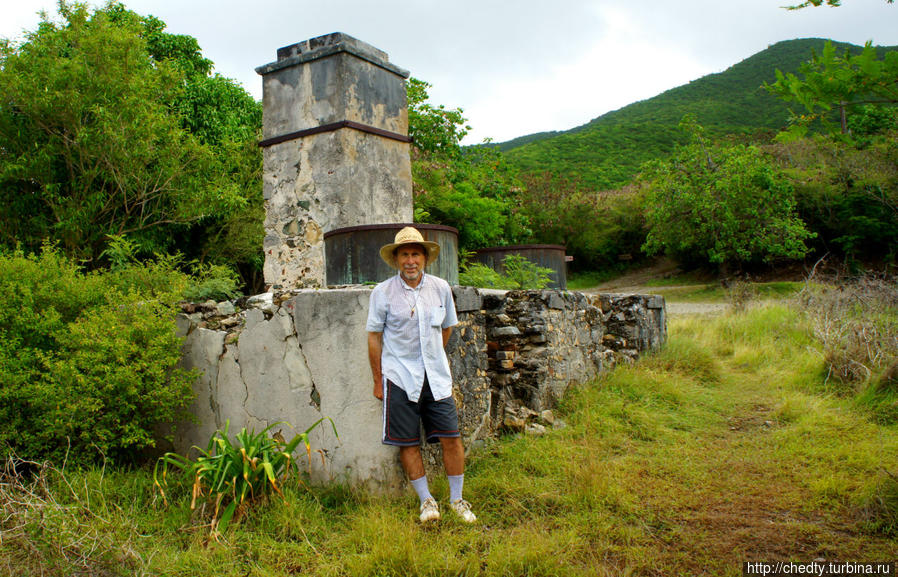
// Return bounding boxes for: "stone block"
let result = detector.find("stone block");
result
[491,326,521,338]
[545,292,567,310]
[452,286,482,312]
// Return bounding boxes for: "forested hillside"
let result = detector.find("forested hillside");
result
[498,39,898,190]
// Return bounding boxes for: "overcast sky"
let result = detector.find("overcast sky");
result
[3,1,896,144]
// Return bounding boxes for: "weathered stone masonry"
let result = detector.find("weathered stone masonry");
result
[174,287,665,491]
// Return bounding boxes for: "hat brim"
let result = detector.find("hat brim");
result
[379,240,440,269]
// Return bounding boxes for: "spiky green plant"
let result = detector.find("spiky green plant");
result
[154,418,336,534]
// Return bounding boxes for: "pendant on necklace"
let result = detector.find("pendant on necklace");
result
[410,308,415,317]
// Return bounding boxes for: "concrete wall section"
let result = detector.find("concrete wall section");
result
[174,288,665,491]
[262,130,413,288]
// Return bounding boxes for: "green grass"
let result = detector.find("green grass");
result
[3,303,896,575]
[566,268,627,291]
[651,280,805,304]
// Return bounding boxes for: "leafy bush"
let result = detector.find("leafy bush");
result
[458,262,507,289]
[182,262,243,302]
[767,136,898,263]
[101,234,242,302]
[155,418,335,534]
[641,117,813,273]
[459,254,555,290]
[517,172,648,270]
[0,247,196,466]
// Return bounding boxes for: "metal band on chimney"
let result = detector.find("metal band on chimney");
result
[258,120,412,148]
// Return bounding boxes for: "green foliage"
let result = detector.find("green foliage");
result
[767,41,898,135]
[410,81,528,250]
[501,254,555,289]
[787,0,893,9]
[155,418,336,534]
[414,179,509,249]
[457,262,507,289]
[641,117,813,272]
[766,136,898,262]
[0,2,262,281]
[0,247,196,466]
[518,172,647,270]
[458,254,555,290]
[407,78,470,156]
[182,262,243,302]
[101,234,242,302]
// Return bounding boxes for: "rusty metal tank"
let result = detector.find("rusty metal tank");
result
[473,244,568,289]
[324,223,459,286]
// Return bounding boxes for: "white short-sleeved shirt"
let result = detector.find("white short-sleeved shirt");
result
[366,273,458,402]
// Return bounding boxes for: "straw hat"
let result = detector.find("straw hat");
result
[379,226,441,269]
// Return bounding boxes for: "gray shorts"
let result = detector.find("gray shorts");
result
[382,376,460,447]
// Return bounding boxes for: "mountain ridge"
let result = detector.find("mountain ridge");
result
[490,38,898,190]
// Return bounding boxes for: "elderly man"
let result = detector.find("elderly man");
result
[366,226,476,523]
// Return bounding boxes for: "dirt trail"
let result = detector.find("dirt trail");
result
[581,259,729,316]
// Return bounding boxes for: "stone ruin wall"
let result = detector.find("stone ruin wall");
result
[173,287,665,491]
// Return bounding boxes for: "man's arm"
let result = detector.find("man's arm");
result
[442,326,452,348]
[367,331,384,400]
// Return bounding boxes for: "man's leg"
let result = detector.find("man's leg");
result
[399,445,439,522]
[399,445,426,480]
[439,436,464,476]
[439,436,476,522]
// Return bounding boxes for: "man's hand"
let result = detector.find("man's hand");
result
[373,379,383,400]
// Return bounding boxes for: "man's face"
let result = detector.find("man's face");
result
[396,244,426,284]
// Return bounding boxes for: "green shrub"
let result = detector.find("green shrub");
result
[458,262,507,289]
[182,262,243,302]
[502,254,555,290]
[458,254,555,290]
[0,247,196,466]
[102,234,242,302]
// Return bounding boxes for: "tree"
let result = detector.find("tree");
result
[788,0,892,8]
[408,78,528,250]
[407,78,470,157]
[0,2,261,270]
[641,117,813,274]
[766,41,898,134]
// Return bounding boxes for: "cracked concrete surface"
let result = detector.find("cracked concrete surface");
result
[175,288,405,492]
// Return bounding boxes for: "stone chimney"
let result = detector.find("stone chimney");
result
[256,33,413,288]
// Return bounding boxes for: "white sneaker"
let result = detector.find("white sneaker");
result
[449,499,477,523]
[419,497,440,522]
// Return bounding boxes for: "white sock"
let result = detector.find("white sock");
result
[448,474,464,502]
[410,475,432,504]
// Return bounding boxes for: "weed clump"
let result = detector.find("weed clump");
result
[797,275,898,421]
[855,469,898,537]
[0,456,142,575]
[726,278,760,312]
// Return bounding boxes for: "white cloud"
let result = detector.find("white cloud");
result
[2,0,896,144]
